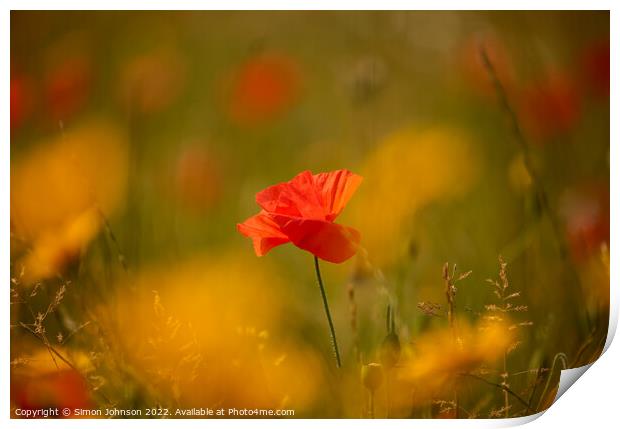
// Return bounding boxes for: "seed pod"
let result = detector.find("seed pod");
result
[361,362,383,392]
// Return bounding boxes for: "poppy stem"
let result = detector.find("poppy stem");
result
[313,256,342,368]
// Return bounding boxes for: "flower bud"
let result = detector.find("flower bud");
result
[361,362,383,392]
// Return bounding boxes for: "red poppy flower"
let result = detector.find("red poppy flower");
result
[227,53,301,126]
[237,169,362,263]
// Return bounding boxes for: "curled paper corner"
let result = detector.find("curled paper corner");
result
[474,286,616,426]
[520,307,617,423]
[506,366,594,427]
[550,305,618,407]
[554,363,593,403]
[492,366,591,427]
[514,363,597,425]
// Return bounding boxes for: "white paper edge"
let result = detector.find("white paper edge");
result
[550,268,618,406]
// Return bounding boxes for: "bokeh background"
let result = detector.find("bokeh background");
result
[10,11,609,418]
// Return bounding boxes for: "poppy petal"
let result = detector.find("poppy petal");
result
[271,214,360,263]
[256,171,326,219]
[236,212,290,256]
[313,169,363,221]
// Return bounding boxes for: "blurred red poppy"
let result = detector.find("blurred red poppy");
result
[11,348,94,419]
[174,143,223,213]
[10,73,34,132]
[228,53,301,126]
[519,72,581,142]
[12,369,92,418]
[579,38,610,97]
[45,54,92,121]
[559,183,609,262]
[237,169,362,263]
[458,34,515,100]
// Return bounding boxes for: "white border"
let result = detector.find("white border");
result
[2,3,616,428]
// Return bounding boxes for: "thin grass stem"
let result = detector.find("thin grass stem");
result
[314,256,342,368]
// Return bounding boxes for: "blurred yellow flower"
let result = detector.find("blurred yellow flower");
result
[19,209,101,284]
[99,251,324,413]
[11,119,129,283]
[398,320,512,396]
[579,244,610,310]
[351,126,478,266]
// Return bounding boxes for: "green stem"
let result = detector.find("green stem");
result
[370,390,375,419]
[313,256,342,368]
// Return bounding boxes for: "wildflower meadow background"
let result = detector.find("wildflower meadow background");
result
[10,10,609,419]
